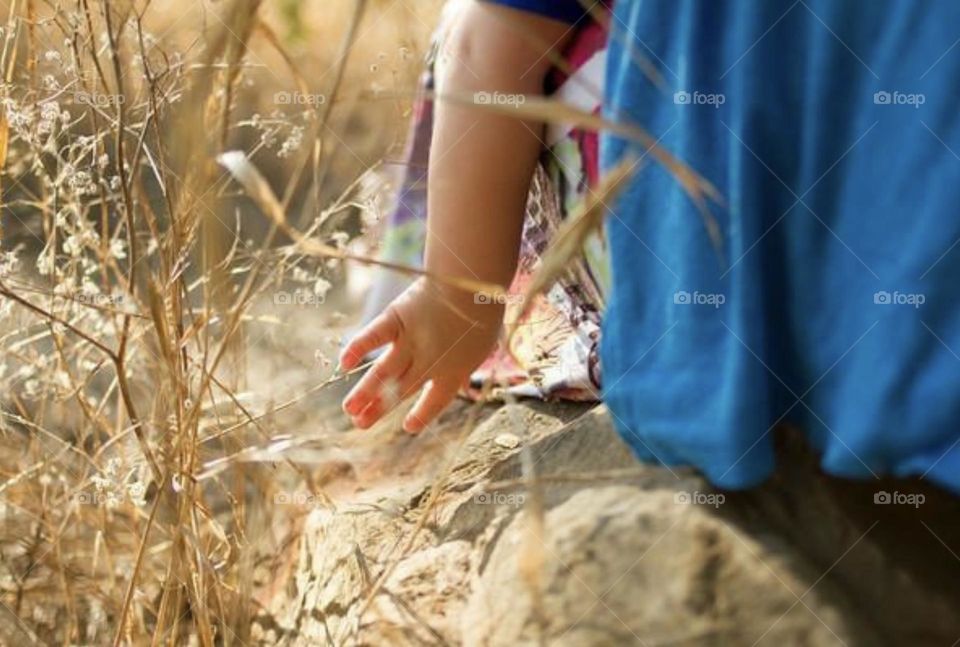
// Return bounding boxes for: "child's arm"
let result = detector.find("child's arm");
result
[340,2,574,433]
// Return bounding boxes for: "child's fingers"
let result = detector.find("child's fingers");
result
[343,346,411,418]
[351,367,427,429]
[339,310,402,370]
[352,397,384,430]
[402,380,459,434]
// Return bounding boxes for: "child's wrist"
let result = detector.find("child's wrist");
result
[424,276,506,323]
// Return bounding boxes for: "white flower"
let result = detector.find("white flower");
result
[105,458,121,476]
[127,482,146,506]
[0,250,19,277]
[313,277,332,298]
[69,170,96,195]
[7,104,33,129]
[40,101,59,121]
[63,234,83,257]
[80,277,100,296]
[278,126,304,158]
[52,370,71,391]
[36,247,54,275]
[23,379,40,398]
[109,238,127,260]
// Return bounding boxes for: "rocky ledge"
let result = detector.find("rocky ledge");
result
[262,402,960,646]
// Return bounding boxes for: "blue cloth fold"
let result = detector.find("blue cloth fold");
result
[600,0,960,493]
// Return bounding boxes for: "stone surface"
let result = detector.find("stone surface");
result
[263,402,960,646]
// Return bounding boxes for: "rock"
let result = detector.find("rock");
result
[462,485,865,646]
[265,403,960,646]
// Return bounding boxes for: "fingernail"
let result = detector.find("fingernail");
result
[344,397,361,415]
[356,410,379,429]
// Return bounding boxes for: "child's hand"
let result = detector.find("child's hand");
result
[339,278,503,433]
[339,3,574,433]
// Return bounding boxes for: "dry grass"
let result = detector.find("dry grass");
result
[0,0,439,643]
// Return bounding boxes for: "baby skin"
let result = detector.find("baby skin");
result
[339,3,573,432]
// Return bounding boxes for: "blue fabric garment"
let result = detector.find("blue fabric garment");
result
[599,0,960,494]
[481,0,591,24]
